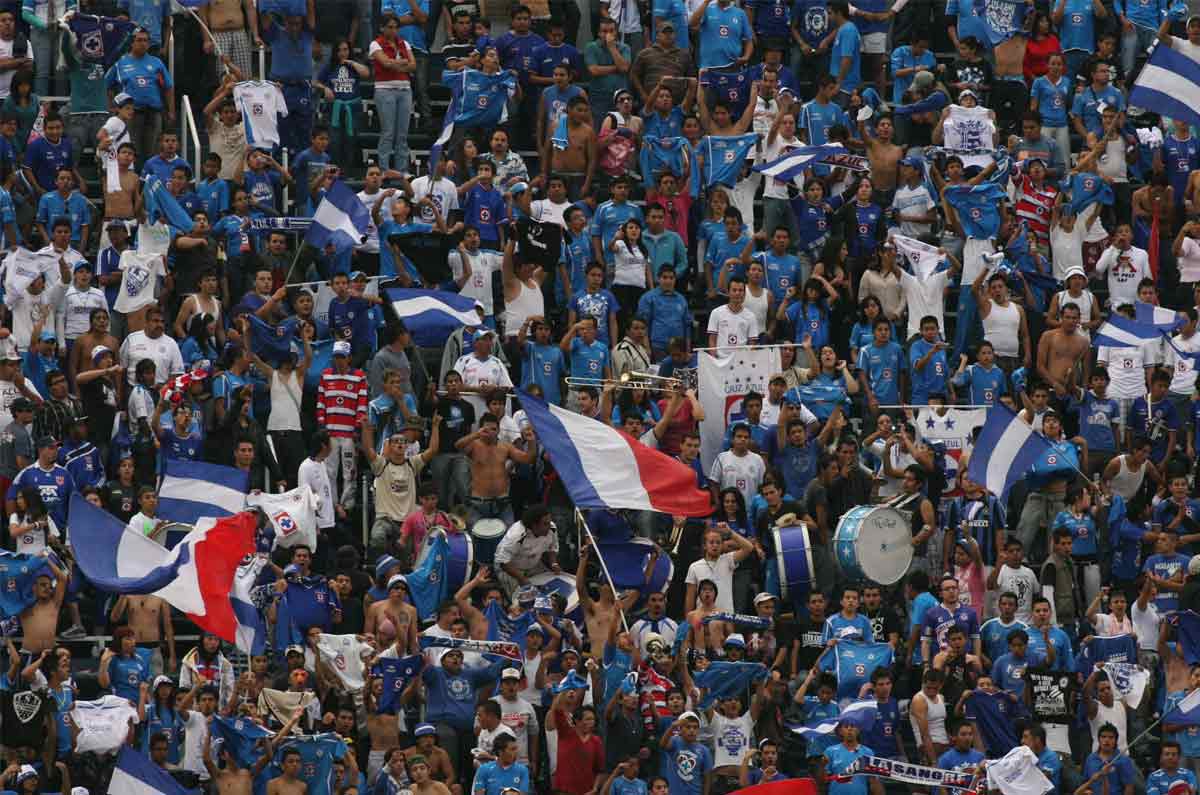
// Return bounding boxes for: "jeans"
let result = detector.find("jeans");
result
[374,84,413,173]
[324,435,358,508]
[1121,23,1157,77]
[130,109,163,168]
[429,452,470,510]
[68,111,106,164]
[1042,125,1070,175]
[465,495,514,528]
[30,26,54,97]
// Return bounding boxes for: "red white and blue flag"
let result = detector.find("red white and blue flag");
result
[518,392,711,516]
[68,494,257,645]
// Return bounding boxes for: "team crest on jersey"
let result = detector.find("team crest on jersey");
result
[6,578,15,592]
[316,590,327,603]
[81,30,103,59]
[334,653,347,670]
[56,476,64,485]
[274,511,298,536]
[448,677,471,698]
[13,691,41,723]
[252,103,265,116]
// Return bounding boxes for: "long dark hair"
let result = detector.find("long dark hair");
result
[9,68,32,104]
[188,312,215,354]
[716,487,748,527]
[17,486,46,520]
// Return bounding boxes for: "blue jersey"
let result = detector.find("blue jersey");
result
[521,342,565,405]
[142,153,188,185]
[639,136,689,190]
[889,46,936,103]
[1131,395,1179,464]
[857,341,904,405]
[909,339,950,404]
[107,653,150,703]
[754,250,800,302]
[609,777,647,795]
[964,690,1024,757]
[921,603,980,653]
[849,203,882,258]
[1059,0,1098,52]
[786,301,830,348]
[1166,689,1200,756]
[950,363,1005,407]
[1029,438,1081,488]
[279,577,341,634]
[494,30,545,79]
[1164,134,1200,196]
[664,736,713,795]
[946,495,1007,565]
[822,641,894,701]
[792,195,843,256]
[822,613,874,643]
[643,106,686,141]
[590,200,644,264]
[569,338,610,381]
[36,190,88,245]
[1052,508,1099,557]
[909,591,939,665]
[463,184,509,245]
[117,0,171,45]
[979,618,1028,662]
[1031,74,1071,127]
[791,0,829,46]
[799,99,850,147]
[142,704,183,762]
[825,742,875,795]
[472,761,531,795]
[1076,634,1138,674]
[1147,767,1199,795]
[697,2,752,69]
[7,463,74,527]
[1070,391,1119,452]
[937,747,986,785]
[243,168,281,215]
[1071,84,1126,136]
[442,68,516,128]
[695,134,758,192]
[272,735,348,795]
[991,651,1043,698]
[637,288,690,352]
[1025,625,1075,671]
[861,697,901,758]
[775,435,820,501]
[1081,753,1136,795]
[700,68,755,118]
[749,0,791,36]
[570,289,621,344]
[60,439,104,489]
[23,136,73,194]
[1146,552,1191,611]
[532,42,582,79]
[105,53,172,110]
[706,230,751,281]
[1115,0,1165,28]
[828,21,862,91]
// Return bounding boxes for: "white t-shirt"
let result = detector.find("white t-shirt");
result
[410,175,459,225]
[685,552,738,612]
[1131,600,1160,651]
[9,513,58,554]
[709,449,765,506]
[113,251,165,314]
[100,115,131,193]
[0,38,32,99]
[494,521,559,572]
[0,380,39,430]
[760,136,803,200]
[892,183,936,238]
[529,198,571,227]
[70,695,139,754]
[232,81,288,148]
[180,709,211,779]
[899,269,950,340]
[612,240,649,288]
[356,189,396,254]
[711,712,756,768]
[448,248,502,316]
[453,353,513,389]
[1179,236,1200,283]
[707,304,760,353]
[297,457,335,528]
[1167,332,1200,395]
[867,439,915,499]
[491,695,539,764]
[119,329,183,386]
[1098,344,1156,400]
[995,564,1040,624]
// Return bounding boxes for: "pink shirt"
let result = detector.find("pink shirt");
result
[956,560,985,622]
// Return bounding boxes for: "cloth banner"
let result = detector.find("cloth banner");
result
[914,407,987,495]
[418,635,522,661]
[698,347,782,471]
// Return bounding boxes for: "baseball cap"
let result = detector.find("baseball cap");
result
[35,435,57,449]
[73,259,92,271]
[91,344,112,365]
[1189,555,1200,576]
[753,592,776,606]
[501,667,522,680]
[152,675,175,690]
[39,329,56,342]
[332,340,351,357]
[899,156,919,168]
[285,645,305,656]
[71,788,90,795]
[375,554,399,581]
[114,92,134,107]
[387,574,409,591]
[16,765,38,783]
[414,723,436,738]
[10,397,33,413]
[678,711,700,723]
[349,270,367,281]
[724,633,746,648]
[0,341,19,362]
[958,88,977,99]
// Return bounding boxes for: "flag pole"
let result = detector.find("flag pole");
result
[575,508,629,633]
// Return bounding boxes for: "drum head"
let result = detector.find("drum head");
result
[854,506,913,585]
[155,522,194,550]
[472,518,508,539]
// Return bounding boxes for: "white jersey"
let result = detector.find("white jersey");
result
[315,634,372,691]
[448,248,501,316]
[943,105,995,153]
[491,695,539,764]
[453,353,513,389]
[245,486,319,551]
[709,449,765,507]
[1098,344,1156,400]
[685,552,738,613]
[409,175,459,226]
[58,285,107,341]
[180,708,211,779]
[1094,245,1151,308]
[356,189,396,254]
[113,251,164,314]
[100,115,131,193]
[119,330,183,386]
[10,513,58,554]
[900,269,950,340]
[707,304,760,353]
[629,616,679,655]
[71,696,139,754]
[711,712,756,768]
[232,81,288,148]
[1167,332,1200,394]
[297,457,335,528]
[892,183,936,238]
[0,381,39,430]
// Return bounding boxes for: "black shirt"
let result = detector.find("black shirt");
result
[792,615,826,673]
[0,690,51,750]
[435,397,476,453]
[104,480,139,522]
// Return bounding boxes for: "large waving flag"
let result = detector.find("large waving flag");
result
[1135,301,1184,331]
[753,145,869,182]
[231,556,268,655]
[158,459,249,527]
[304,180,371,254]
[964,404,1052,499]
[1130,41,1200,130]
[1164,687,1200,726]
[519,391,712,516]
[1093,314,1165,349]
[383,288,484,347]
[68,494,256,645]
[110,747,191,795]
[790,699,877,746]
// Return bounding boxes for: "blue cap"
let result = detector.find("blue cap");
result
[39,330,55,342]
[414,723,436,738]
[374,554,399,581]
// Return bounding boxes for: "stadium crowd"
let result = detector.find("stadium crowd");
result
[9,0,1200,794]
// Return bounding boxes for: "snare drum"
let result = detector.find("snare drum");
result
[772,524,815,601]
[834,505,913,585]
[471,518,508,567]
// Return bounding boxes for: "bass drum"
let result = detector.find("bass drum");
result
[834,505,913,585]
[772,524,815,602]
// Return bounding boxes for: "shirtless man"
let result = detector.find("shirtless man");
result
[403,728,460,795]
[67,308,121,392]
[685,579,732,656]
[406,756,451,795]
[1038,303,1091,411]
[550,96,598,200]
[20,555,68,655]
[575,542,640,657]
[363,575,419,655]
[453,566,505,640]
[267,747,307,795]
[203,707,299,795]
[199,0,261,80]
[698,82,760,135]
[455,414,538,527]
[858,114,903,199]
[110,594,176,676]
[363,678,402,783]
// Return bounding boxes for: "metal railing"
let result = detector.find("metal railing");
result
[181,95,202,184]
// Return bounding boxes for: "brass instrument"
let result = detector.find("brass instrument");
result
[564,371,683,392]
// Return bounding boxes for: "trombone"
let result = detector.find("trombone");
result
[564,371,683,392]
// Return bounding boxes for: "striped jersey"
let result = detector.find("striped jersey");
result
[1015,176,1058,243]
[316,368,367,438]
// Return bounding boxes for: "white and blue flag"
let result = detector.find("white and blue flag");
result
[1093,314,1165,349]
[1130,42,1200,131]
[158,459,250,528]
[965,404,1052,499]
[1135,301,1184,331]
[304,180,371,254]
[110,747,191,795]
[753,145,869,182]
[790,699,877,743]
[1163,687,1200,726]
[1100,662,1150,708]
[384,288,484,347]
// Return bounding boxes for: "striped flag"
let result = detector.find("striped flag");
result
[1135,301,1184,331]
[110,747,191,795]
[304,180,370,254]
[964,404,1052,499]
[1093,314,1165,349]
[383,287,484,347]
[1129,42,1200,130]
[789,699,877,743]
[753,145,869,181]
[158,459,249,526]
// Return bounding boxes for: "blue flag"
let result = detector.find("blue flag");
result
[1129,41,1200,132]
[110,747,190,795]
[406,532,451,621]
[1135,301,1184,331]
[305,181,371,254]
[693,661,769,709]
[375,655,423,713]
[1168,611,1200,664]
[1093,314,1165,349]
[965,404,1052,498]
[383,288,485,348]
[66,15,137,67]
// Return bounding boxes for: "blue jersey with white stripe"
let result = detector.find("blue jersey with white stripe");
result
[7,464,74,527]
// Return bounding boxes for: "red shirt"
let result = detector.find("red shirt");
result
[1023,35,1061,82]
[552,709,605,794]
[655,397,696,455]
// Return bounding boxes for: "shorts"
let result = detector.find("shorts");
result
[861,32,887,54]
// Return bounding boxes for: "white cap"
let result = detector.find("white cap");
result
[753,592,776,606]
[1064,266,1086,281]
[332,340,351,357]
[501,667,522,680]
[1189,555,1200,576]
[724,633,746,648]
[72,787,90,795]
[678,711,700,723]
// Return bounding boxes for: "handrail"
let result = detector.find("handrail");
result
[181,95,202,184]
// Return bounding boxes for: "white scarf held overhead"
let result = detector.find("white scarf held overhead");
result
[986,746,1053,795]
[315,634,373,691]
[890,232,943,281]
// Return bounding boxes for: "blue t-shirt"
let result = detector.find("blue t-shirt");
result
[936,746,985,784]
[1052,508,1099,558]
[328,295,374,346]
[262,23,314,81]
[1081,752,1136,795]
[921,603,980,653]
[36,190,88,244]
[697,2,752,69]
[1146,551,1192,612]
[318,61,362,101]
[822,613,874,644]
[244,168,282,214]
[950,363,1006,407]
[857,341,904,404]
[980,618,1028,663]
[889,45,936,103]
[1131,394,1180,463]
[791,0,828,46]
[521,342,565,406]
[472,761,531,795]
[1071,84,1126,136]
[23,136,72,193]
[799,99,850,147]
[463,184,509,244]
[569,337,610,381]
[141,703,184,763]
[7,463,74,527]
[909,339,950,403]
[1059,0,1098,52]
[664,736,713,795]
[1025,625,1075,671]
[105,53,172,110]
[861,697,902,758]
[271,734,347,795]
[1070,391,1119,452]
[532,42,583,80]
[570,289,621,344]
[1148,767,1199,795]
[755,250,800,302]
[1166,689,1200,757]
[1031,74,1071,128]
[828,22,862,91]
[107,653,150,703]
[991,651,1044,698]
[825,742,874,795]
[117,0,170,45]
[591,200,644,264]
[909,591,938,664]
